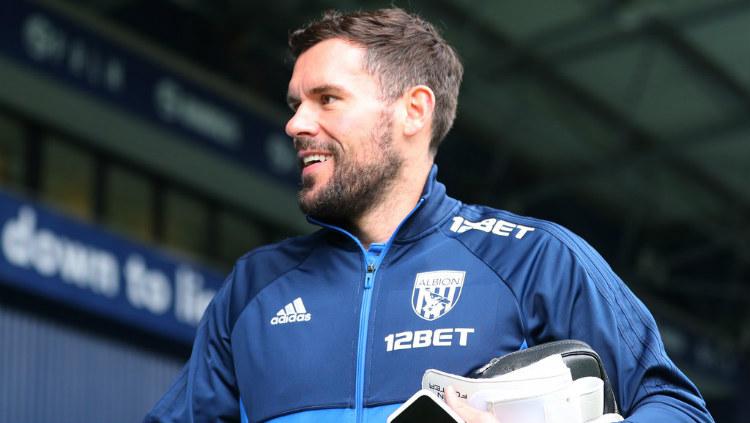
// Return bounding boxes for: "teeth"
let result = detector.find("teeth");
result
[302,154,330,166]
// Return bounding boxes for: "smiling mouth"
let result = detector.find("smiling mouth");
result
[301,154,332,168]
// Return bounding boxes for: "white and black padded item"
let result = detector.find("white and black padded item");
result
[471,339,619,415]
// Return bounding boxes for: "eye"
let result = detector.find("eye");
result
[321,95,337,105]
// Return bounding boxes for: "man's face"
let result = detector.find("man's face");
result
[285,38,403,221]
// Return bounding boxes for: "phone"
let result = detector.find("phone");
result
[387,389,464,423]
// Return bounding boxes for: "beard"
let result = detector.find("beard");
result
[295,113,403,223]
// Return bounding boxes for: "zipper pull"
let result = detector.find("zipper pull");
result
[364,263,375,289]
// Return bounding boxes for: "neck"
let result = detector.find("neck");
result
[350,161,432,249]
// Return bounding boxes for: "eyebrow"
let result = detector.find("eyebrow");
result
[286,84,348,109]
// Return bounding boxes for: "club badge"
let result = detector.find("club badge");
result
[411,270,465,321]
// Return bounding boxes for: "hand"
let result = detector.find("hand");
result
[444,385,500,423]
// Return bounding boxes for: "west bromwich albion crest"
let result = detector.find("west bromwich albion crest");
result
[411,270,466,321]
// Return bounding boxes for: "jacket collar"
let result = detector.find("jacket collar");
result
[307,164,460,243]
[395,164,459,241]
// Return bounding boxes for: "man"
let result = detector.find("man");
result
[145,8,713,423]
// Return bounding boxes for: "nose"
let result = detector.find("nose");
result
[285,104,319,139]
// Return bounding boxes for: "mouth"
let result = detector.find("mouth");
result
[298,151,334,179]
[300,153,332,168]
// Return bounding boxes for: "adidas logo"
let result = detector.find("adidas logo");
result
[270,297,312,325]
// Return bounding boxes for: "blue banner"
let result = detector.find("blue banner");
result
[0,190,224,344]
[0,1,298,186]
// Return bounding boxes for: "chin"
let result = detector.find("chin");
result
[302,171,331,190]
[299,181,324,203]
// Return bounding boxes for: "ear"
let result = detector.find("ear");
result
[402,85,435,138]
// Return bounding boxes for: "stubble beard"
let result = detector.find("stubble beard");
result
[296,113,403,223]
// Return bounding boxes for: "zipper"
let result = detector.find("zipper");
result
[355,255,380,423]
[307,197,425,422]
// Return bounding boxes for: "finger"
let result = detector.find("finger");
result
[444,385,463,409]
[444,385,498,423]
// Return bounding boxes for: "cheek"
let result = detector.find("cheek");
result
[326,113,376,149]
[329,112,367,136]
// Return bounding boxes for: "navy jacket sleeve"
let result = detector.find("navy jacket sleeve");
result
[144,269,240,423]
[515,229,713,423]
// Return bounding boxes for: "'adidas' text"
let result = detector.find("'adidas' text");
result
[270,297,311,325]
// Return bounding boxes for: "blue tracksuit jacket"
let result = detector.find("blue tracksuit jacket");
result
[145,166,713,422]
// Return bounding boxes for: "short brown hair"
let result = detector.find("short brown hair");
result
[289,8,463,155]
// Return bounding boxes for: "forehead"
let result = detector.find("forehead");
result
[288,38,376,95]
